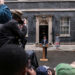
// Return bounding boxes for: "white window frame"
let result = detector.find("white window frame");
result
[23,18,28,37]
[60,17,70,37]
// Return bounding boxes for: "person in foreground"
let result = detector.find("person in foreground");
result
[55,63,75,75]
[36,65,55,75]
[0,44,36,75]
[0,0,12,24]
[0,0,27,48]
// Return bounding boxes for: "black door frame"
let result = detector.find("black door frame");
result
[39,25,48,43]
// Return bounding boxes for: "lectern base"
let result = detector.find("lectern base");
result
[40,58,48,61]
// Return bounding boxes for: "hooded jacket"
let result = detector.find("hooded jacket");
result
[0,4,12,24]
[0,20,27,48]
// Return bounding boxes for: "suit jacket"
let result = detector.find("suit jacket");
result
[41,39,48,45]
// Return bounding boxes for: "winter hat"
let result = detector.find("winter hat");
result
[11,10,23,24]
[0,4,12,24]
[56,63,75,75]
[36,66,48,75]
[11,10,22,18]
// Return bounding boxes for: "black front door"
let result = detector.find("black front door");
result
[39,25,48,43]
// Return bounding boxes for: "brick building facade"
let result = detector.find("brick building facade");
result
[5,0,75,44]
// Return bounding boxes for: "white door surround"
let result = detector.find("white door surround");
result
[36,16,52,45]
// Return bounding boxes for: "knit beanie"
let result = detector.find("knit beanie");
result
[0,4,12,24]
[56,63,75,75]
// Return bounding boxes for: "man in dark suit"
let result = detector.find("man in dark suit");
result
[41,36,48,58]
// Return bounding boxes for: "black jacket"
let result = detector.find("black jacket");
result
[0,20,27,47]
[41,39,48,45]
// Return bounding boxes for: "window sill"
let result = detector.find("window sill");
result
[60,34,70,37]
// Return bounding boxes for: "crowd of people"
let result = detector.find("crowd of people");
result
[0,44,75,75]
[0,0,27,48]
[0,0,75,75]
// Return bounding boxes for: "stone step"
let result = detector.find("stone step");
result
[25,44,75,51]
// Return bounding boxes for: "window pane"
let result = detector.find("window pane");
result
[22,18,28,37]
[60,17,70,36]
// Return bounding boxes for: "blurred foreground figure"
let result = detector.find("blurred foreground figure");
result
[0,44,36,75]
[55,63,75,75]
[0,0,27,48]
[12,10,27,48]
[36,66,55,75]
[26,50,39,70]
[0,20,27,48]
[0,0,12,24]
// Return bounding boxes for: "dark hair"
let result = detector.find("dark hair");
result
[36,66,48,75]
[0,44,28,75]
[12,14,24,24]
[47,68,55,75]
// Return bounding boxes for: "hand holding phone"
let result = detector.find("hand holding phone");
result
[27,68,36,75]
[28,59,32,69]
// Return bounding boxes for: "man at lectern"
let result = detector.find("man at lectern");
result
[41,36,48,58]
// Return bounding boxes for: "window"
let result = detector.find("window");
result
[60,17,70,37]
[23,18,28,37]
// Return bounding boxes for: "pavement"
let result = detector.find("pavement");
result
[25,44,75,51]
[25,44,75,68]
[35,51,75,68]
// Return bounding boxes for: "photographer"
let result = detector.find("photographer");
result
[11,10,27,48]
[0,0,27,48]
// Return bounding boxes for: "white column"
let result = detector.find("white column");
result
[48,16,52,44]
[36,16,39,43]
